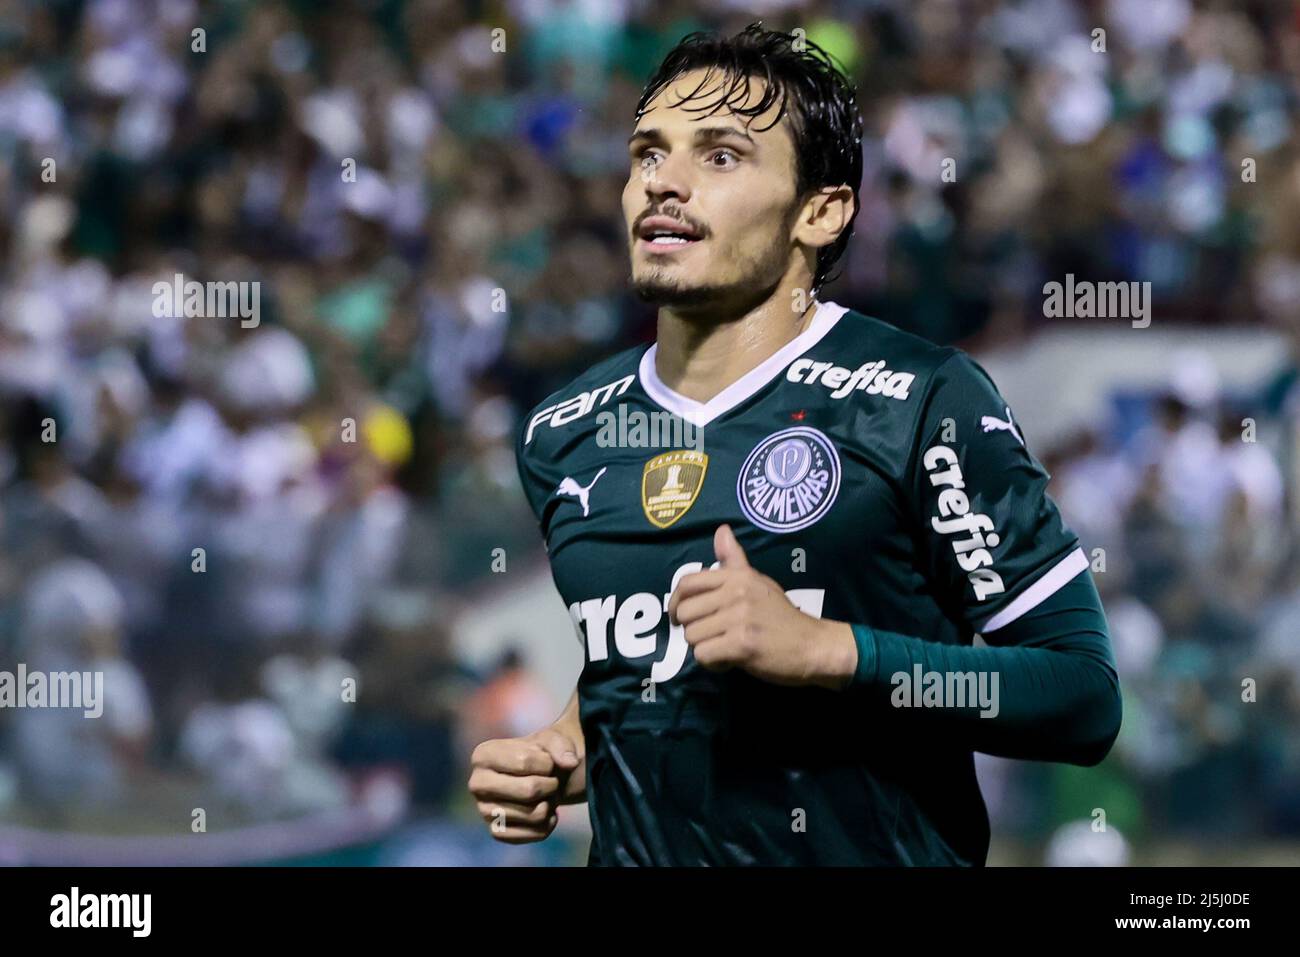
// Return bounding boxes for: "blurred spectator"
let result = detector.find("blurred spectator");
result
[461,647,554,747]
[8,559,152,817]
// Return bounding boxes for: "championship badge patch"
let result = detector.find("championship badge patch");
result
[736,426,841,532]
[642,450,709,528]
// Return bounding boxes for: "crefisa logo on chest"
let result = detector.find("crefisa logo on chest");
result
[737,426,841,532]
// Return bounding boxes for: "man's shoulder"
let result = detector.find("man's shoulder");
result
[830,308,962,375]
[829,308,1022,406]
[517,343,646,455]
[787,306,964,410]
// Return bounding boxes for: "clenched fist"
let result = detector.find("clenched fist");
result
[667,524,858,689]
[468,726,584,843]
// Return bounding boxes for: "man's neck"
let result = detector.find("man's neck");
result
[653,292,821,403]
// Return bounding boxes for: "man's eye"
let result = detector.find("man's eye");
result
[707,149,739,169]
[637,151,661,171]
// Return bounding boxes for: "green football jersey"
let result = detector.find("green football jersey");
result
[515,301,1088,865]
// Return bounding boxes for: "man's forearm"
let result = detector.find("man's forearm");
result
[832,571,1123,766]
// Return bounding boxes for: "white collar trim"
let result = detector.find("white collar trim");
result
[637,300,849,428]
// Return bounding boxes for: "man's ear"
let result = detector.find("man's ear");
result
[795,184,856,251]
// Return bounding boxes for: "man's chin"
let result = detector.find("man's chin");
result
[631,270,783,320]
[632,275,732,309]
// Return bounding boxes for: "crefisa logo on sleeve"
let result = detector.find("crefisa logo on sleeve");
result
[737,426,841,533]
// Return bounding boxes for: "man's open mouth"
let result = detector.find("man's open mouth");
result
[637,215,704,250]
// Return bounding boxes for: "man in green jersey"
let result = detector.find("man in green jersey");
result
[468,23,1122,866]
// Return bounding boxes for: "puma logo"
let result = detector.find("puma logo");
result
[980,407,1024,446]
[556,467,607,517]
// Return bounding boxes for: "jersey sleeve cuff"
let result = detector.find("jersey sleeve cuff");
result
[849,623,879,687]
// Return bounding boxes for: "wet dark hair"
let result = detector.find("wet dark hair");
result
[634,22,864,295]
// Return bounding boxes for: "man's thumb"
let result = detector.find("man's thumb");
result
[532,727,580,770]
[714,523,750,569]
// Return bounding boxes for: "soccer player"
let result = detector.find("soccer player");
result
[468,24,1122,865]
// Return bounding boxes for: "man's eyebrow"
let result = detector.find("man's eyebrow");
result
[627,126,757,147]
[694,126,757,147]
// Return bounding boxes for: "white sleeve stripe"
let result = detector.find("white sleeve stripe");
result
[978,546,1090,633]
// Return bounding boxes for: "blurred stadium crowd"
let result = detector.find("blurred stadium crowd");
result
[1,0,1299,863]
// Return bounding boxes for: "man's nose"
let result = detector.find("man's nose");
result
[643,154,692,204]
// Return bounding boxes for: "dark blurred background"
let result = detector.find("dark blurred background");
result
[0,0,1299,865]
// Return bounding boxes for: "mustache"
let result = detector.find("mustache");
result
[633,208,708,237]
